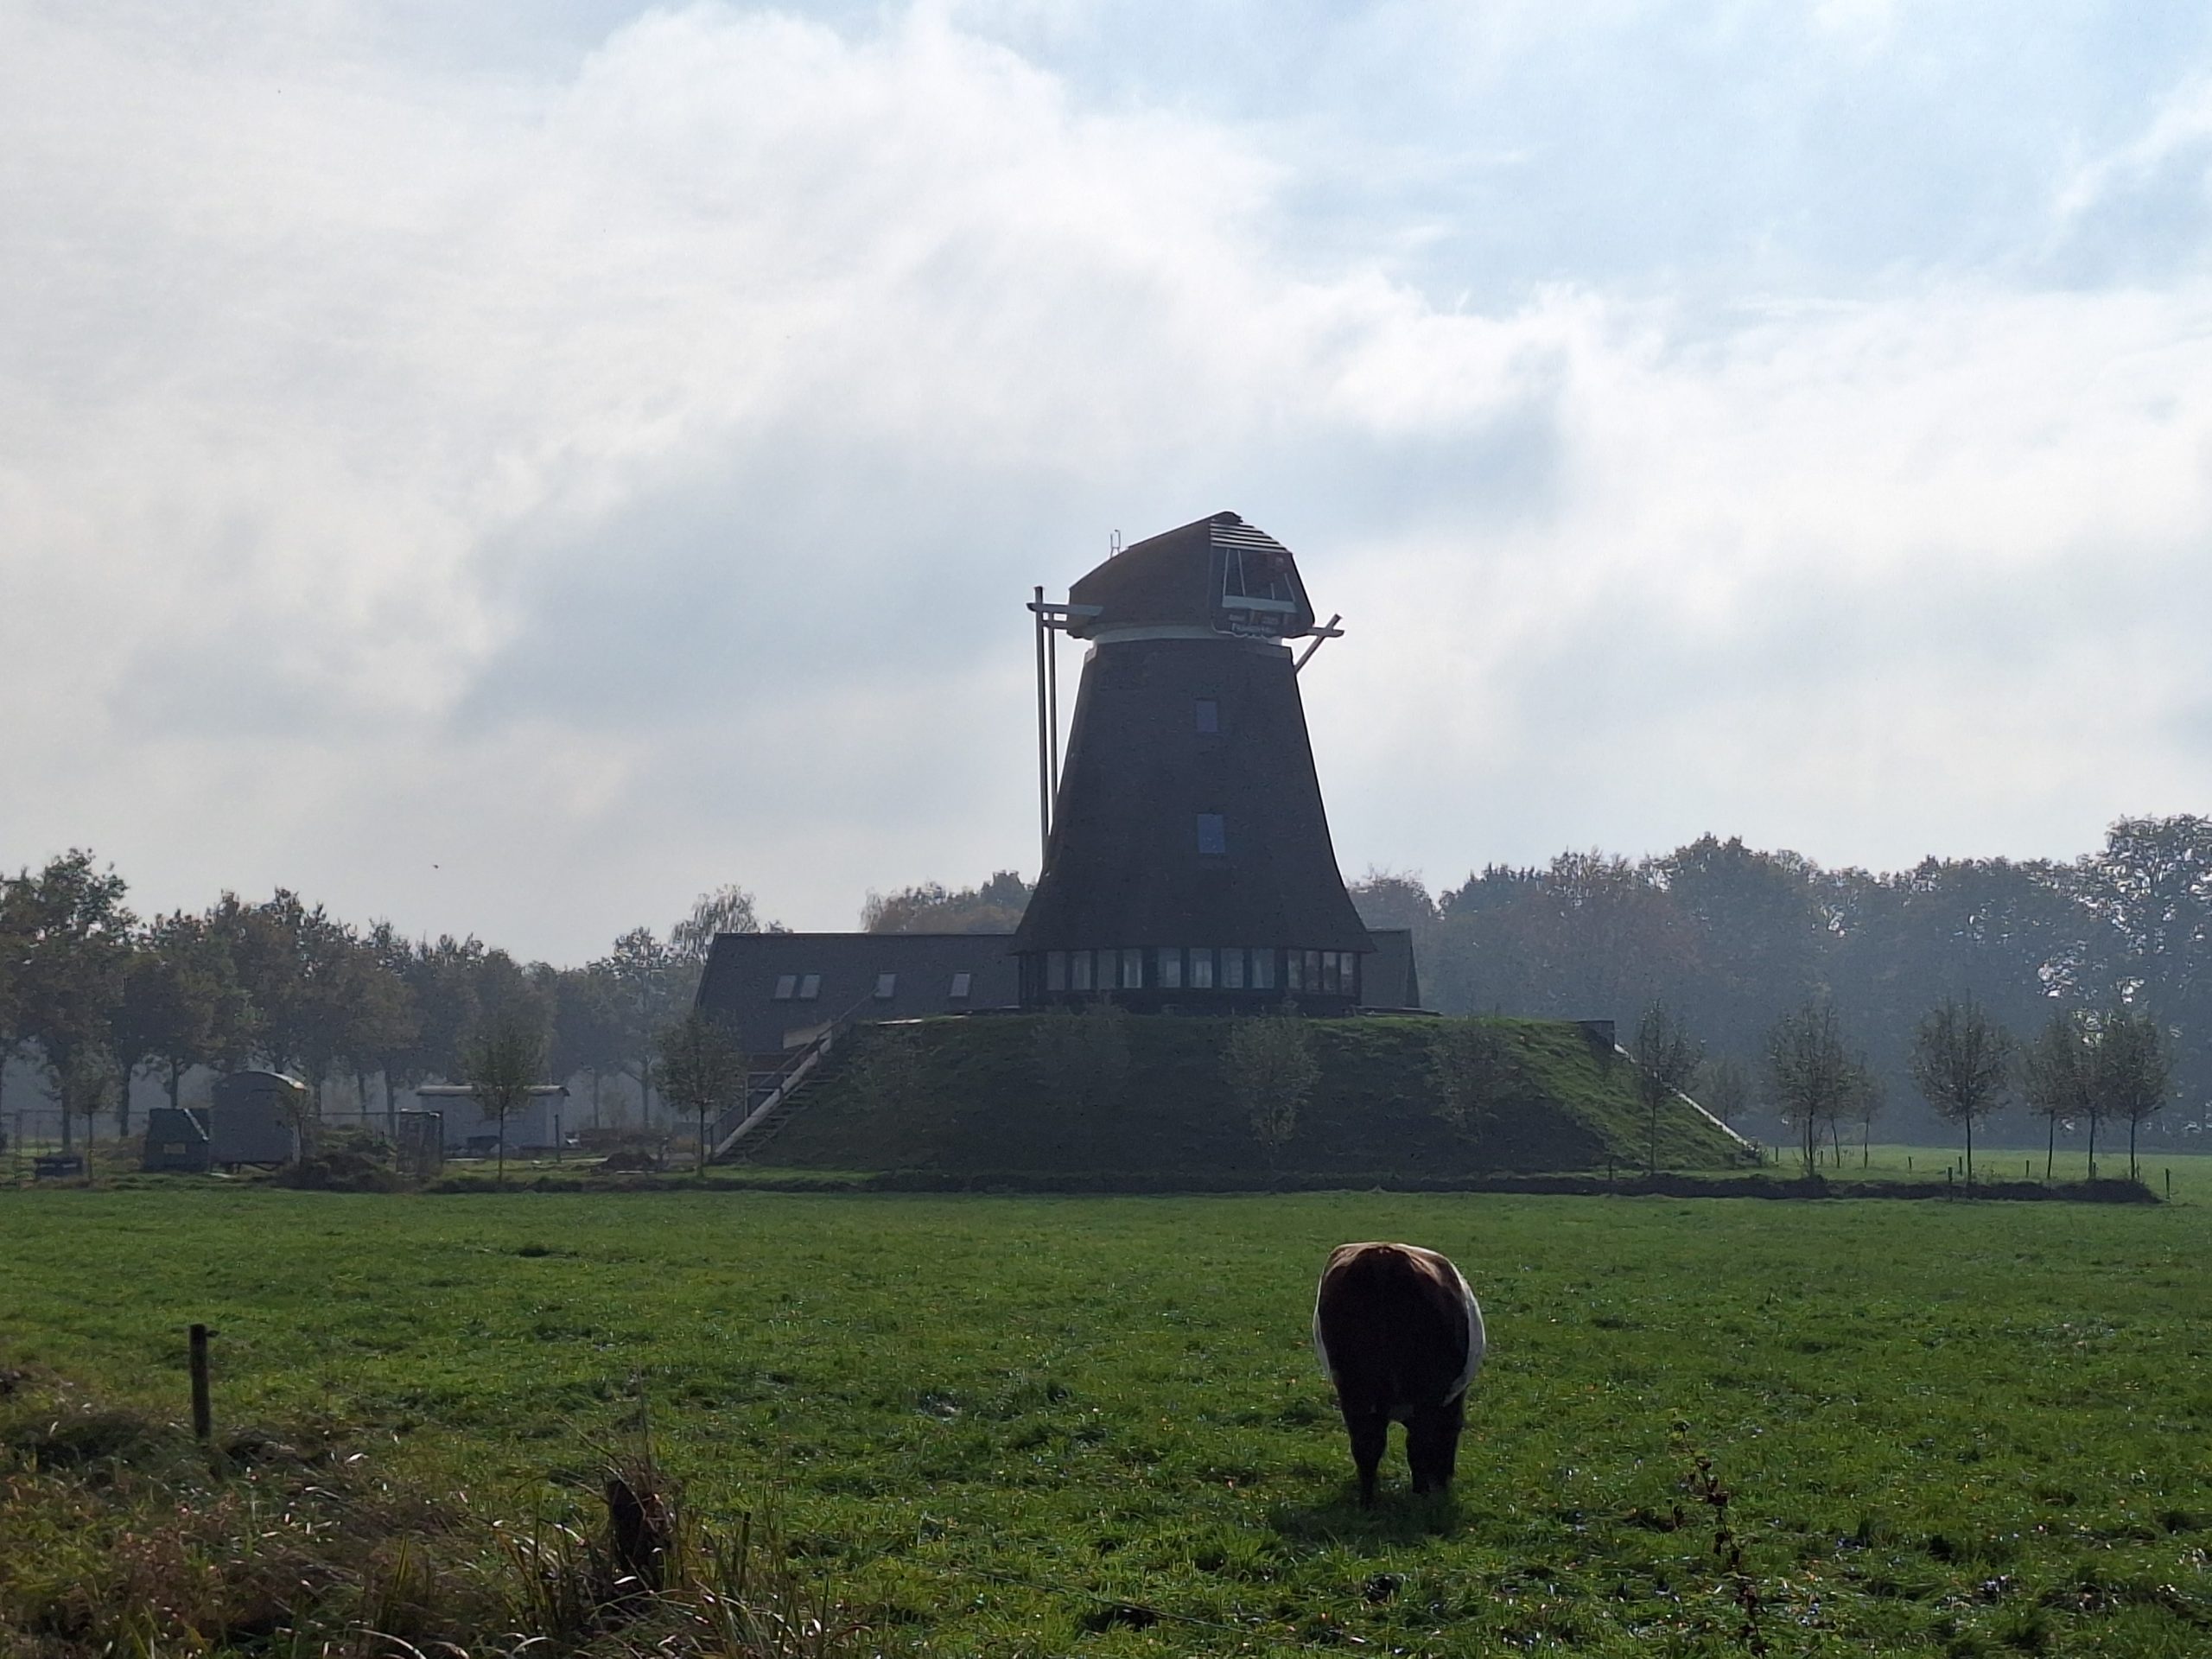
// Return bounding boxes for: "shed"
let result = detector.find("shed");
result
[207,1071,307,1166]
[410,1084,571,1154]
[142,1106,212,1173]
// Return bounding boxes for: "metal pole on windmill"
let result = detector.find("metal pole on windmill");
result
[1033,585,1052,867]
[1046,605,1061,798]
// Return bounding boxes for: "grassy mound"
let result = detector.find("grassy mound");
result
[759,1014,1745,1178]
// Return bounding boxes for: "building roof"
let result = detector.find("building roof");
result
[694,931,1020,1053]
[1067,512,1317,640]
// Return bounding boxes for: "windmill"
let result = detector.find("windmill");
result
[1014,512,1370,1011]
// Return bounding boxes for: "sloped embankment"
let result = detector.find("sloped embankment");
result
[758,1014,1746,1179]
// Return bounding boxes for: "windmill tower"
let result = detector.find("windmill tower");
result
[1014,512,1372,1012]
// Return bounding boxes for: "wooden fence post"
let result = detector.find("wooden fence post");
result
[188,1324,212,1442]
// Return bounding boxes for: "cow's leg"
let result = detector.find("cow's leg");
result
[1341,1403,1389,1506]
[1406,1395,1466,1495]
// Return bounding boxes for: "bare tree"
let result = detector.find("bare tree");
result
[1766,1001,1853,1177]
[462,1015,543,1187]
[2092,1006,2172,1183]
[1908,997,2013,1183]
[1225,1010,1318,1174]
[657,1012,751,1173]
[1845,1055,1885,1168]
[1632,1001,1704,1175]
[1427,1016,1509,1162]
[2021,1008,2088,1179]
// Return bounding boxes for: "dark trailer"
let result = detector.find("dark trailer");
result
[1014,511,1374,1014]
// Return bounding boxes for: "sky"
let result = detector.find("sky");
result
[4,0,2211,963]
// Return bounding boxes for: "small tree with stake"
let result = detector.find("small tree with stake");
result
[462,1014,543,1188]
[2021,1008,2089,1180]
[1766,1001,1853,1178]
[2091,1005,2171,1184]
[1225,1007,1318,1176]
[1632,1001,1704,1176]
[657,1012,751,1174]
[1908,996,2012,1184]
[1844,1057,1885,1168]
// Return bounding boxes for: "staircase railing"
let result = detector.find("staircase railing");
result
[710,995,874,1160]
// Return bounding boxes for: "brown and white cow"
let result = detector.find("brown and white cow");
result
[1312,1241,1485,1505]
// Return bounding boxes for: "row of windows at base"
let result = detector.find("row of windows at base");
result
[1033,947,1360,996]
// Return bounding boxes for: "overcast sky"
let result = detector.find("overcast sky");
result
[5,1,2210,962]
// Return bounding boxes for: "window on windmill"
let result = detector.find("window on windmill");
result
[950,971,972,999]
[874,973,897,1000]
[798,973,822,1001]
[1159,947,1183,990]
[1196,813,1227,855]
[772,974,797,1001]
[1122,947,1143,988]
[1222,949,1246,990]
[1286,950,1304,993]
[1251,949,1275,990]
[1190,949,1214,989]
[1072,950,1095,992]
[1195,698,1219,734]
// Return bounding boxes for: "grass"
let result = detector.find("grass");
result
[3,1182,2212,1654]
[768,1014,1745,1176]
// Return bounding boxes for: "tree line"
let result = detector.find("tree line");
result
[0,852,778,1146]
[1351,815,2212,1150]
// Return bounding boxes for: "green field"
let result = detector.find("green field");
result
[5,1177,2212,1656]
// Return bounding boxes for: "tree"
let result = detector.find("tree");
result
[2021,1008,2090,1179]
[111,912,254,1121]
[1427,1017,1509,1160]
[2091,1006,2171,1183]
[1907,997,2013,1182]
[356,923,426,1135]
[1632,1001,1705,1175]
[656,1012,751,1173]
[1766,1001,1854,1177]
[548,963,632,1127]
[598,928,683,1126]
[671,885,772,964]
[204,890,318,1077]
[1224,1010,1318,1173]
[863,873,1031,935]
[10,852,136,1151]
[1032,1001,1132,1162]
[1844,1055,1885,1168]
[461,1014,544,1187]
